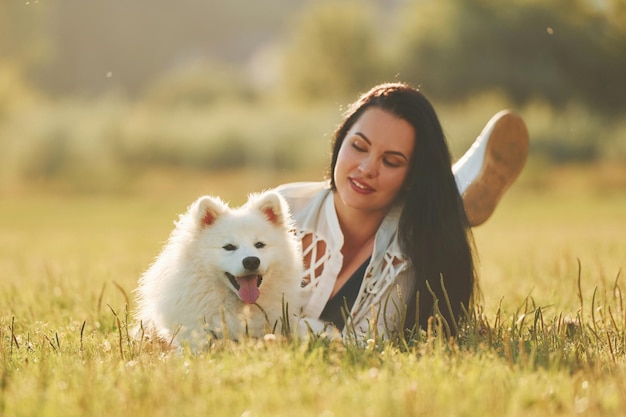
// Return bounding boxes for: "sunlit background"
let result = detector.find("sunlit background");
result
[1,0,624,196]
[1,7,626,411]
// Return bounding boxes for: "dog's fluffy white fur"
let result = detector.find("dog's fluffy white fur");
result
[134,190,310,348]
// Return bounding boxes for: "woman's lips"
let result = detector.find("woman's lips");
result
[349,177,375,194]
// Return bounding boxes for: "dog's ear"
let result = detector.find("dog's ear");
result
[192,196,229,227]
[247,191,289,226]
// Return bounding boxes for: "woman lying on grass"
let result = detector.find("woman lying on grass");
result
[275,82,529,339]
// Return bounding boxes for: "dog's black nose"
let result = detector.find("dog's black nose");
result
[242,256,260,271]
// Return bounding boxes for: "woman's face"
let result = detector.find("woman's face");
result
[333,106,415,216]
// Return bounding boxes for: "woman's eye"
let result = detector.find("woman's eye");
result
[350,139,367,152]
[383,158,402,168]
[351,143,365,152]
[223,244,237,251]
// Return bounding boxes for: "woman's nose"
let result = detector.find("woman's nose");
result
[359,156,378,177]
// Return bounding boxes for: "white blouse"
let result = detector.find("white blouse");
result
[275,181,415,337]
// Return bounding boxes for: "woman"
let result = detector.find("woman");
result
[276,82,528,338]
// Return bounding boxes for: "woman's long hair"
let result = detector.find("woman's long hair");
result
[329,82,477,333]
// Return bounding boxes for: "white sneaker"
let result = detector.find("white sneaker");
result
[453,110,529,226]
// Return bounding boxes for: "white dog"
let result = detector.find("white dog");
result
[134,190,313,348]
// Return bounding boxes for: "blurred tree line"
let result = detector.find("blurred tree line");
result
[0,0,625,190]
[2,0,624,114]
[282,0,626,117]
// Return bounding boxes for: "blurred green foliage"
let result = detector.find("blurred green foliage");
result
[395,0,626,116]
[280,1,388,102]
[0,0,624,192]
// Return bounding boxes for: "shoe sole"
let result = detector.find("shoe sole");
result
[463,111,529,226]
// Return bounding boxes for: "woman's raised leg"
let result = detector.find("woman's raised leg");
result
[453,110,529,226]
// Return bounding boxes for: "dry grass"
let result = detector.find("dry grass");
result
[1,164,625,417]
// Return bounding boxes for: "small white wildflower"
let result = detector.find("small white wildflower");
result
[368,367,380,380]
[574,396,589,413]
[101,340,111,352]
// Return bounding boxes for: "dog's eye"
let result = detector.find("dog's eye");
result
[255,242,266,249]
[222,244,237,251]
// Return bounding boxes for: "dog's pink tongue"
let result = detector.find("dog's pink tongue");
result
[237,275,260,304]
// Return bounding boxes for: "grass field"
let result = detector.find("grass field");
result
[1,164,625,417]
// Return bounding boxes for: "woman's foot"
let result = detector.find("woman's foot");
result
[453,110,529,226]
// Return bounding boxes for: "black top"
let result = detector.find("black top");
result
[319,257,370,330]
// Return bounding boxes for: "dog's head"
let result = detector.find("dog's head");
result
[189,191,294,304]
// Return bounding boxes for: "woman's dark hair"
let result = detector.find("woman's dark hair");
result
[329,82,477,333]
